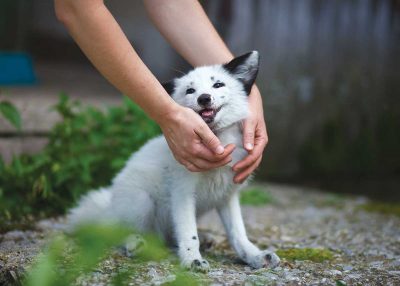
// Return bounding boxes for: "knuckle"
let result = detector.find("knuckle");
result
[187,148,196,157]
[205,136,217,146]
[195,161,206,169]
[188,145,198,155]
[245,131,254,139]
[174,155,185,165]
[246,117,256,125]
[182,140,190,149]
[196,124,206,133]
[179,152,189,161]
[247,155,256,163]
[187,164,197,172]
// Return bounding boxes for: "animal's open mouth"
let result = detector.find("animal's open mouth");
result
[198,106,222,123]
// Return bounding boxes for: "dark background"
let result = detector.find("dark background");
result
[1,0,399,200]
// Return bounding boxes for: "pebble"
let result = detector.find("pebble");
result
[1,183,400,285]
[330,269,342,276]
[342,265,353,271]
[389,259,400,267]
[347,274,362,279]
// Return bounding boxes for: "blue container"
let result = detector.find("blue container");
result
[0,52,36,85]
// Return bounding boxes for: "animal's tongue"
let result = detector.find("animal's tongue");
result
[200,109,214,117]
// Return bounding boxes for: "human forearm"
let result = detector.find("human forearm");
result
[55,0,230,170]
[144,0,263,114]
[144,0,267,182]
[54,0,178,123]
[144,0,233,66]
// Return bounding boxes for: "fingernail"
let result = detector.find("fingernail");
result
[245,143,254,150]
[216,145,224,154]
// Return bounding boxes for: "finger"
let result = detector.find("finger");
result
[242,118,256,151]
[191,154,233,170]
[195,143,236,162]
[194,123,224,154]
[233,156,262,184]
[183,160,203,172]
[232,142,264,171]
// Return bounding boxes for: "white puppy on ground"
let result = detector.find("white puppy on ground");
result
[68,51,280,272]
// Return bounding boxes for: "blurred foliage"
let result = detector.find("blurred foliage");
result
[24,223,198,286]
[359,202,400,217]
[276,248,334,263]
[240,187,274,206]
[0,94,161,231]
[0,100,21,130]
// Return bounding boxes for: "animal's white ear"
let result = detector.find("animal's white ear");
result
[223,51,259,94]
[162,80,175,96]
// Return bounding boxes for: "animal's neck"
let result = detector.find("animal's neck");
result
[215,123,243,147]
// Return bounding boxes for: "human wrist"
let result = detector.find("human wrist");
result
[154,101,182,127]
[248,85,264,115]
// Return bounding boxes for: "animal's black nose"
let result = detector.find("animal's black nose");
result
[197,94,211,106]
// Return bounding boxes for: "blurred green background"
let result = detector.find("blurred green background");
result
[1,0,399,205]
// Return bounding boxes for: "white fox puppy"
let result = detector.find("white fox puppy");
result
[68,51,280,272]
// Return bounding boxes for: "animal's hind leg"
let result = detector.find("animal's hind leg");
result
[111,187,155,232]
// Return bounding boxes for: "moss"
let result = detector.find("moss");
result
[240,187,274,206]
[316,194,346,209]
[359,202,400,217]
[276,248,334,263]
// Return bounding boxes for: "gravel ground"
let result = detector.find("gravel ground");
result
[1,183,399,285]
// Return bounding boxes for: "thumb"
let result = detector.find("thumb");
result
[195,123,224,155]
[243,119,255,151]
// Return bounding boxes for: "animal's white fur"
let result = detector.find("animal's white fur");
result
[68,51,280,271]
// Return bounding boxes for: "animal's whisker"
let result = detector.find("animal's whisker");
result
[170,68,186,76]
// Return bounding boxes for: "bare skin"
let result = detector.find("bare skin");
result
[55,0,268,183]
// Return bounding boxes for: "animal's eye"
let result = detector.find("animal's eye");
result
[213,82,225,88]
[186,88,196,94]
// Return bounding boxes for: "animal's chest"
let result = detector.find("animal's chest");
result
[194,167,236,214]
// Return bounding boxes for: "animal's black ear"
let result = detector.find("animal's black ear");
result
[223,51,259,95]
[162,80,175,96]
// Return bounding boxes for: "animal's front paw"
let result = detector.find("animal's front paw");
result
[181,258,210,273]
[191,259,210,273]
[247,250,280,269]
[121,234,145,257]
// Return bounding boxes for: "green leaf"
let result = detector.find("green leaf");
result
[0,101,21,130]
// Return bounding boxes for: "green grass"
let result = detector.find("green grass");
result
[240,187,274,206]
[24,223,199,286]
[276,248,334,263]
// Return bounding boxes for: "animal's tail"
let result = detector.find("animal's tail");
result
[67,188,112,230]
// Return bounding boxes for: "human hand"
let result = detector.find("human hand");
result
[232,87,268,183]
[159,105,235,172]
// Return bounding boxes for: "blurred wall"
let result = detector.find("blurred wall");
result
[29,0,181,79]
